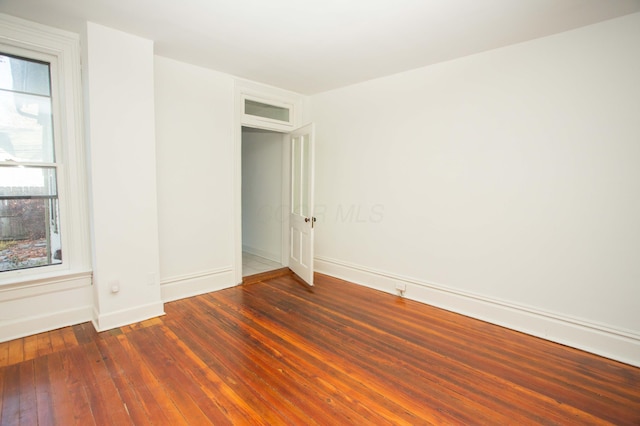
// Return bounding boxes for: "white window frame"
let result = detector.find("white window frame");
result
[0,13,91,285]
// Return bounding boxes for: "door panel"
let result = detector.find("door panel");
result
[289,123,314,286]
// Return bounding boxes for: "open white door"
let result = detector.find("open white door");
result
[289,123,315,286]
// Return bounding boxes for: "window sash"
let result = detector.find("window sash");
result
[0,164,58,196]
[0,42,64,274]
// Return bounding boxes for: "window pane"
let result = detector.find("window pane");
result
[0,90,54,163]
[0,166,57,197]
[245,99,290,122]
[0,54,51,96]
[0,198,62,272]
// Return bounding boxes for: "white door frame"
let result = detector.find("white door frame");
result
[233,82,305,284]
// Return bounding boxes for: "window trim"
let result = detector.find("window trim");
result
[0,13,91,285]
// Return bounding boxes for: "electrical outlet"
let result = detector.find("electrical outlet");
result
[110,280,120,294]
[395,282,406,296]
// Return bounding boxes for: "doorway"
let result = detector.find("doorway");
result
[241,126,288,277]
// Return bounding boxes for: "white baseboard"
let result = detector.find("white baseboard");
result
[160,267,235,303]
[92,301,165,332]
[316,256,640,368]
[242,245,280,263]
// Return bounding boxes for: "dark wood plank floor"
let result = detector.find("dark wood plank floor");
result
[1,273,639,425]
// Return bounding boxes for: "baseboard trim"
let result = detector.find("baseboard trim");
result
[92,301,165,332]
[160,267,235,303]
[315,256,640,367]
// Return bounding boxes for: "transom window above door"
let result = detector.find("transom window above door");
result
[242,95,294,130]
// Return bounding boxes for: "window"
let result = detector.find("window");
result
[242,94,295,130]
[245,98,290,122]
[0,53,62,272]
[0,14,90,282]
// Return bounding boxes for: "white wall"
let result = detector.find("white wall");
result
[311,13,640,366]
[242,128,284,263]
[84,23,164,330]
[154,56,236,301]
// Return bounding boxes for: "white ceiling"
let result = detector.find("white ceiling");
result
[1,0,639,94]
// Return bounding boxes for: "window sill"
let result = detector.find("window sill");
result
[0,269,93,294]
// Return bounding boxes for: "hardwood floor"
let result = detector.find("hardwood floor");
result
[1,273,639,425]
